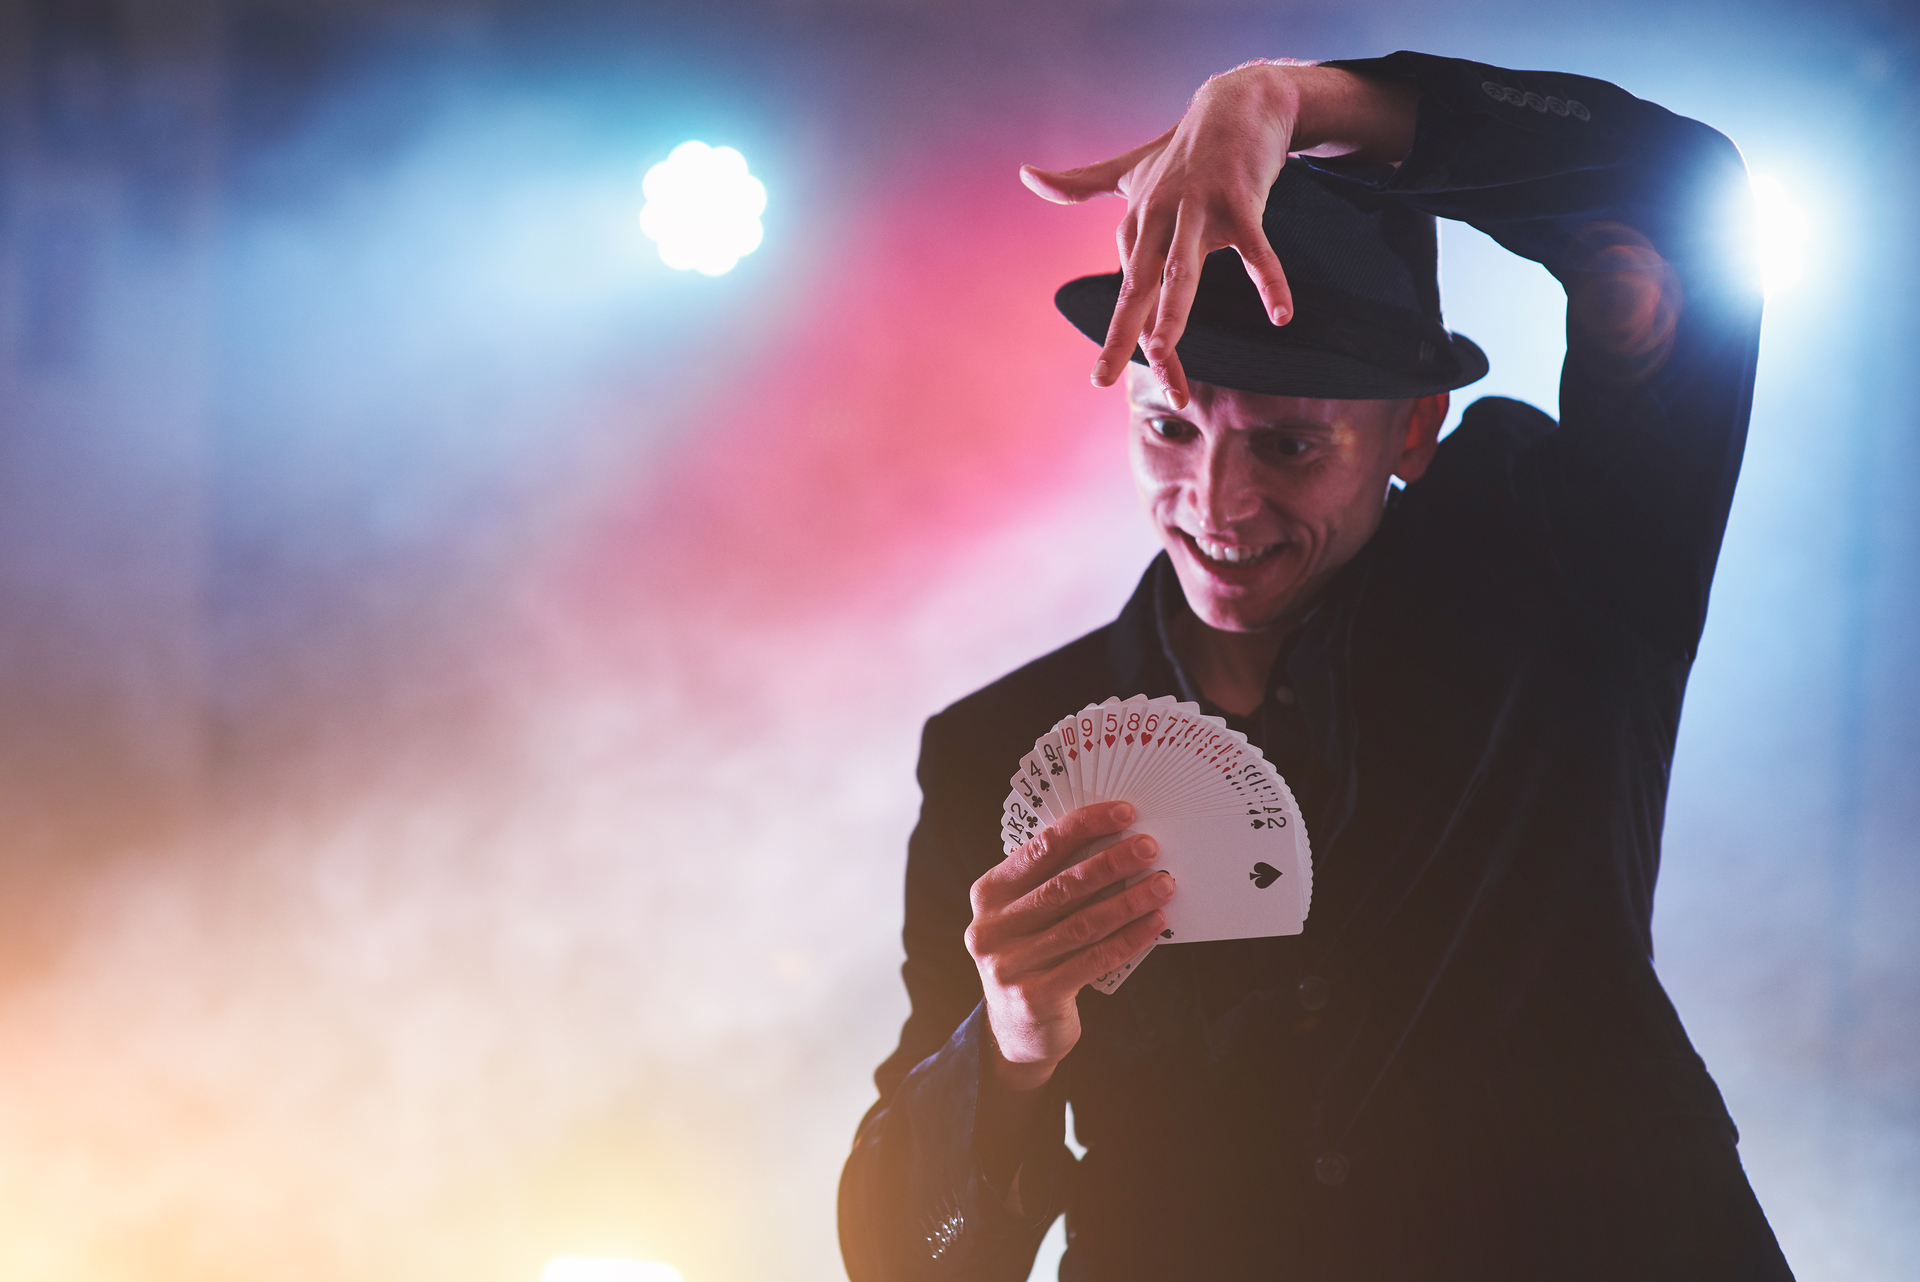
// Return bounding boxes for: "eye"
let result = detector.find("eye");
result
[1146,416,1197,442]
[1254,433,1313,462]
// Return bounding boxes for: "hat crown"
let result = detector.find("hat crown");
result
[1256,160,1442,320]
[1053,158,1487,399]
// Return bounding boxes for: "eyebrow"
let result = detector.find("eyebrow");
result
[1129,401,1337,435]
[1253,419,1338,434]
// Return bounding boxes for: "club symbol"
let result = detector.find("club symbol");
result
[1250,862,1283,889]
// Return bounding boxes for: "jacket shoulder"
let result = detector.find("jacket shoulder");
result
[920,625,1117,802]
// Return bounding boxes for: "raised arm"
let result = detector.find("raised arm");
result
[1028,51,1763,655]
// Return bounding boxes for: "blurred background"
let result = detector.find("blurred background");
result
[0,1,1914,1279]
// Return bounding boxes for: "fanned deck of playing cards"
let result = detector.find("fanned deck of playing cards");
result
[1001,695,1312,994]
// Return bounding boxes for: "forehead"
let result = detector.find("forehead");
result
[1123,365,1399,432]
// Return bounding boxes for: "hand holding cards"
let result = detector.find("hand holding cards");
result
[1002,695,1312,993]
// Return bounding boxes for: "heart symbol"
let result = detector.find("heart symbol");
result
[1250,862,1282,889]
[1105,734,1116,746]
[1140,734,1152,745]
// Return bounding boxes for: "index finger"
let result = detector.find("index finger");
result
[984,802,1137,903]
[1138,202,1207,407]
[1093,204,1175,389]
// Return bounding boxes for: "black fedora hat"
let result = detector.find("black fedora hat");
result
[1055,158,1487,399]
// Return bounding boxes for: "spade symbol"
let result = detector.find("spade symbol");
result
[1159,928,1174,939]
[1250,862,1283,889]
[1251,819,1266,829]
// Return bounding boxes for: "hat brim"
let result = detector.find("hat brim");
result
[1056,273,1489,400]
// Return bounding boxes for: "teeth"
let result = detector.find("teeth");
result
[1194,537,1278,565]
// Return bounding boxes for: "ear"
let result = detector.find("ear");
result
[1391,393,1448,484]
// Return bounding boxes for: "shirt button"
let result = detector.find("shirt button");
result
[1315,1152,1350,1186]
[1297,975,1330,1011]
[1273,685,1298,706]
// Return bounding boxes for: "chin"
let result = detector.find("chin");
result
[1189,597,1292,634]
[1169,557,1302,634]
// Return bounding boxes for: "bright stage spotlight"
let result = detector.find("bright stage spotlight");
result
[1747,172,1809,295]
[540,1257,685,1282]
[640,141,767,276]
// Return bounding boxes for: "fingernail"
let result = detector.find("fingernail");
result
[1167,387,1187,409]
[1135,836,1159,858]
[1272,306,1290,324]
[1152,872,1176,898]
[1091,360,1110,385]
[1110,802,1135,824]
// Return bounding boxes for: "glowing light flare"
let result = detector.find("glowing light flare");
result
[640,141,767,276]
[1747,172,1809,295]
[542,1258,685,1282]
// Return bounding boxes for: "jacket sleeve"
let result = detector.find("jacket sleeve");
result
[1319,51,1765,659]
[839,713,1075,1281]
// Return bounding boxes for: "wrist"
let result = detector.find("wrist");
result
[1192,61,1308,147]
[984,1019,1061,1095]
[990,1050,1058,1096]
[1289,65,1418,165]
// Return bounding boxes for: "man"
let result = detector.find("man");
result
[841,50,1791,1281]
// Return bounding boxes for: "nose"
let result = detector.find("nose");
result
[1191,436,1261,532]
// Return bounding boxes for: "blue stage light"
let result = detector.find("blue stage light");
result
[640,141,767,276]
[1748,172,1809,295]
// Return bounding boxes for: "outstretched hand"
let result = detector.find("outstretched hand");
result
[1021,63,1418,407]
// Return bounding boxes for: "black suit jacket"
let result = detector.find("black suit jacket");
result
[842,51,1792,1282]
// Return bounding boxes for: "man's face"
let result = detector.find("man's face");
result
[1127,367,1444,634]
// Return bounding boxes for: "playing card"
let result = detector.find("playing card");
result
[1054,711,1090,805]
[1088,939,1157,995]
[999,698,1313,993]
[1038,732,1077,812]
[1124,808,1308,943]
[1011,743,1068,827]
[1091,697,1125,800]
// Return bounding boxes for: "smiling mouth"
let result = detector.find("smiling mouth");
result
[1188,534,1282,568]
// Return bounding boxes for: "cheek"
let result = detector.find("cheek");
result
[1128,440,1183,511]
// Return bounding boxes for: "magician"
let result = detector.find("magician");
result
[839,49,1793,1282]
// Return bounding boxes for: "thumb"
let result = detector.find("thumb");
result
[1020,128,1174,205]
[1020,159,1129,205]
